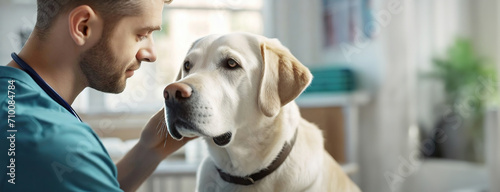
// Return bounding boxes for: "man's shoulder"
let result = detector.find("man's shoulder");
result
[0,85,86,137]
[0,66,49,107]
[0,68,121,191]
[0,66,103,155]
[0,66,37,91]
[0,66,35,86]
[0,66,79,129]
[0,110,121,191]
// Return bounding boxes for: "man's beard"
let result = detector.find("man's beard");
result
[79,36,127,93]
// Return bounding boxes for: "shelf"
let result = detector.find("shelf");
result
[296,91,370,108]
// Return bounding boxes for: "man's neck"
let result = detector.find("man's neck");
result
[7,35,87,105]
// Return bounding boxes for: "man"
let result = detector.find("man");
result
[0,0,191,191]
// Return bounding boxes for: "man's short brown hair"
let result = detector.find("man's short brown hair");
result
[35,0,171,40]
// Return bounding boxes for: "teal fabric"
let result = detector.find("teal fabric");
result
[0,66,122,192]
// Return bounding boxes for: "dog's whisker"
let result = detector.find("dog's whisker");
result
[160,121,168,136]
[156,120,164,136]
[155,115,167,136]
[156,125,163,135]
[154,116,170,147]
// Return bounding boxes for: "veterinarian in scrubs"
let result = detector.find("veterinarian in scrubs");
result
[0,0,191,191]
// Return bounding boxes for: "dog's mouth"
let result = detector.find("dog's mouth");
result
[165,102,232,146]
[168,120,189,140]
[167,118,201,140]
[167,118,233,146]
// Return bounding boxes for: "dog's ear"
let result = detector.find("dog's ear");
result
[258,38,312,117]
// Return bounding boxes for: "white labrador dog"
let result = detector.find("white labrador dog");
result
[163,32,361,192]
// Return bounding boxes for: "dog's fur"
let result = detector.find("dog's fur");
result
[164,32,361,192]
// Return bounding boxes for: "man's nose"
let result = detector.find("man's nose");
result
[137,41,157,62]
[164,82,192,101]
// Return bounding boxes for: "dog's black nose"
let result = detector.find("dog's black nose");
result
[164,82,192,101]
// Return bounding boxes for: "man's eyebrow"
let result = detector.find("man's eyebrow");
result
[142,25,162,32]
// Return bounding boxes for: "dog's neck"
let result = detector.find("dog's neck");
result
[205,102,301,177]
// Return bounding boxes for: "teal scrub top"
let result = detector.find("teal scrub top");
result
[0,66,123,191]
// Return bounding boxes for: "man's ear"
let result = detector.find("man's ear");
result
[258,38,313,117]
[68,5,102,46]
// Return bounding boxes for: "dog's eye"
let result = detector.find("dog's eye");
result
[224,58,239,69]
[184,61,191,71]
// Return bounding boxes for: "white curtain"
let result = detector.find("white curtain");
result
[356,0,417,191]
[471,1,500,192]
[358,0,476,191]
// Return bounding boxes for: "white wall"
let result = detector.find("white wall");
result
[269,0,323,66]
[0,2,37,65]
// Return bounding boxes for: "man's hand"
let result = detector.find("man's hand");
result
[117,108,195,192]
[138,108,195,159]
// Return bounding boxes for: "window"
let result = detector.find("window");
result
[73,0,264,114]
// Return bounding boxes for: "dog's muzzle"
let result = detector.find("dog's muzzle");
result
[164,100,207,140]
[163,82,233,146]
[164,82,197,140]
[165,104,233,146]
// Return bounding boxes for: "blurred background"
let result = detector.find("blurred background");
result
[1,0,500,191]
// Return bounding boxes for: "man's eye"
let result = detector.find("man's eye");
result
[138,35,148,41]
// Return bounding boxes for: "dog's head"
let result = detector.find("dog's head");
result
[163,33,312,147]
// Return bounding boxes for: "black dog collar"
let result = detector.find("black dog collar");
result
[216,128,299,186]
